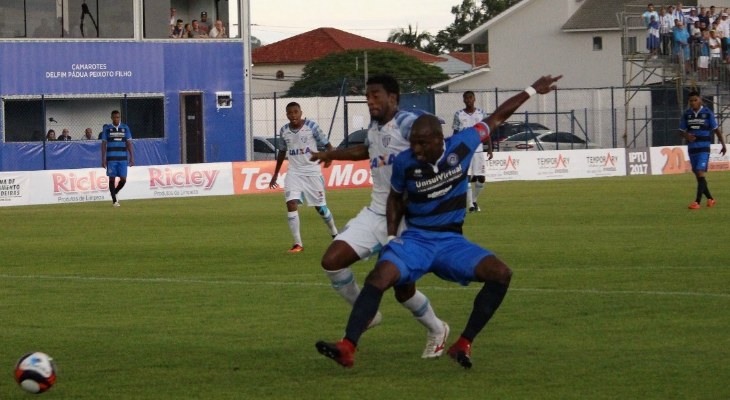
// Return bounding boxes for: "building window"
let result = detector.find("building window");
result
[3,96,165,142]
[144,0,241,39]
[0,0,133,39]
[593,36,602,51]
[276,70,285,79]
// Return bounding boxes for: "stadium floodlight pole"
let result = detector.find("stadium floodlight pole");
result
[242,0,253,161]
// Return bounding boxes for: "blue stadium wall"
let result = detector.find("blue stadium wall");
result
[0,41,246,171]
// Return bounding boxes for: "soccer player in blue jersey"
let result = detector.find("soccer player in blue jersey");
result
[101,110,134,207]
[679,92,727,209]
[315,74,562,369]
[453,91,490,212]
[269,102,338,252]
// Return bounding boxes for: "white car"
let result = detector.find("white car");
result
[252,136,282,161]
[499,130,598,151]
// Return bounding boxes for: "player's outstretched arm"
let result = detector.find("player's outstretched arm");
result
[482,75,562,134]
[310,144,369,168]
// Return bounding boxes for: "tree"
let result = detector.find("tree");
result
[387,24,433,52]
[251,36,262,49]
[286,49,449,97]
[432,0,524,53]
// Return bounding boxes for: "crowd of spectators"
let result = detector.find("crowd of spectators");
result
[169,8,227,39]
[643,3,730,80]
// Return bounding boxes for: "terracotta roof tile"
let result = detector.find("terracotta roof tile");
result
[447,52,489,66]
[252,27,445,64]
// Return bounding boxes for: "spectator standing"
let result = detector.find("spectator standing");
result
[198,12,211,34]
[169,7,177,27]
[57,128,72,141]
[674,20,691,73]
[209,20,227,38]
[647,16,660,58]
[660,7,674,56]
[708,29,721,79]
[643,4,659,28]
[697,30,709,80]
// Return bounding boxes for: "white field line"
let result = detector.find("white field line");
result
[1,274,729,298]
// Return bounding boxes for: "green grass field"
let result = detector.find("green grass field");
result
[1,173,729,399]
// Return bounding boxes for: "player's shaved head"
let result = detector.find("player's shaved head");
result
[411,114,443,138]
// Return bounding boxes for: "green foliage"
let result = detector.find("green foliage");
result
[286,49,449,97]
[386,24,434,52]
[1,173,730,399]
[433,0,524,53]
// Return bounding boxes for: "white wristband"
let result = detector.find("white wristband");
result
[387,235,397,243]
[524,86,537,97]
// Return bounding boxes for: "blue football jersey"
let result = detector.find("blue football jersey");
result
[391,122,490,233]
[679,106,717,154]
[101,123,132,161]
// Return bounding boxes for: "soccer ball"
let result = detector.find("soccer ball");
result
[14,352,57,394]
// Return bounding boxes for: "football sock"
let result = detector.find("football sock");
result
[461,281,509,342]
[696,177,707,203]
[109,184,117,203]
[115,180,126,194]
[318,207,338,236]
[466,183,473,208]
[400,290,444,334]
[324,267,360,305]
[473,182,485,202]
[344,283,383,347]
[700,177,712,199]
[287,211,302,246]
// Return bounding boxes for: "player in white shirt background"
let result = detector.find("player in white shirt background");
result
[310,75,449,359]
[269,102,338,253]
[452,91,492,212]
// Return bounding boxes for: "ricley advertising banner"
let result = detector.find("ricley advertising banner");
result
[232,160,372,194]
[0,172,30,206]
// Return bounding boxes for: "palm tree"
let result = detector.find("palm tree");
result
[387,24,433,51]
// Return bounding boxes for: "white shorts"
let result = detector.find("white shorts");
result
[284,174,326,206]
[698,56,709,69]
[335,207,406,260]
[468,152,486,176]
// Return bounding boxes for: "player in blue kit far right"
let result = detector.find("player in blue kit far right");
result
[316,74,562,369]
[679,91,727,209]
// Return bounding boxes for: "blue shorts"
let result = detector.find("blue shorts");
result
[379,228,493,286]
[106,161,129,178]
[689,152,709,172]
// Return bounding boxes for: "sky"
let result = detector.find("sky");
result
[250,0,457,45]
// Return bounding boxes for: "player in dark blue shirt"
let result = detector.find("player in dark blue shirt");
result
[101,110,134,206]
[679,92,727,209]
[316,74,562,369]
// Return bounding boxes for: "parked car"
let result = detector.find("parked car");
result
[336,129,368,150]
[499,130,598,151]
[493,121,551,148]
[253,136,281,161]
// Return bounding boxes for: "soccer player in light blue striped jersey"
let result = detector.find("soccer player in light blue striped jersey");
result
[452,91,490,212]
[269,102,338,252]
[316,74,562,369]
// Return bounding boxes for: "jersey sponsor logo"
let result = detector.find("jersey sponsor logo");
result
[370,153,397,169]
[413,168,423,178]
[414,164,463,192]
[300,136,308,144]
[289,147,312,156]
[474,123,489,141]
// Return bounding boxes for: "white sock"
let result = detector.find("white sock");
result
[287,211,302,246]
[466,183,473,207]
[473,182,485,203]
[400,290,444,334]
[324,267,360,305]
[320,208,338,236]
